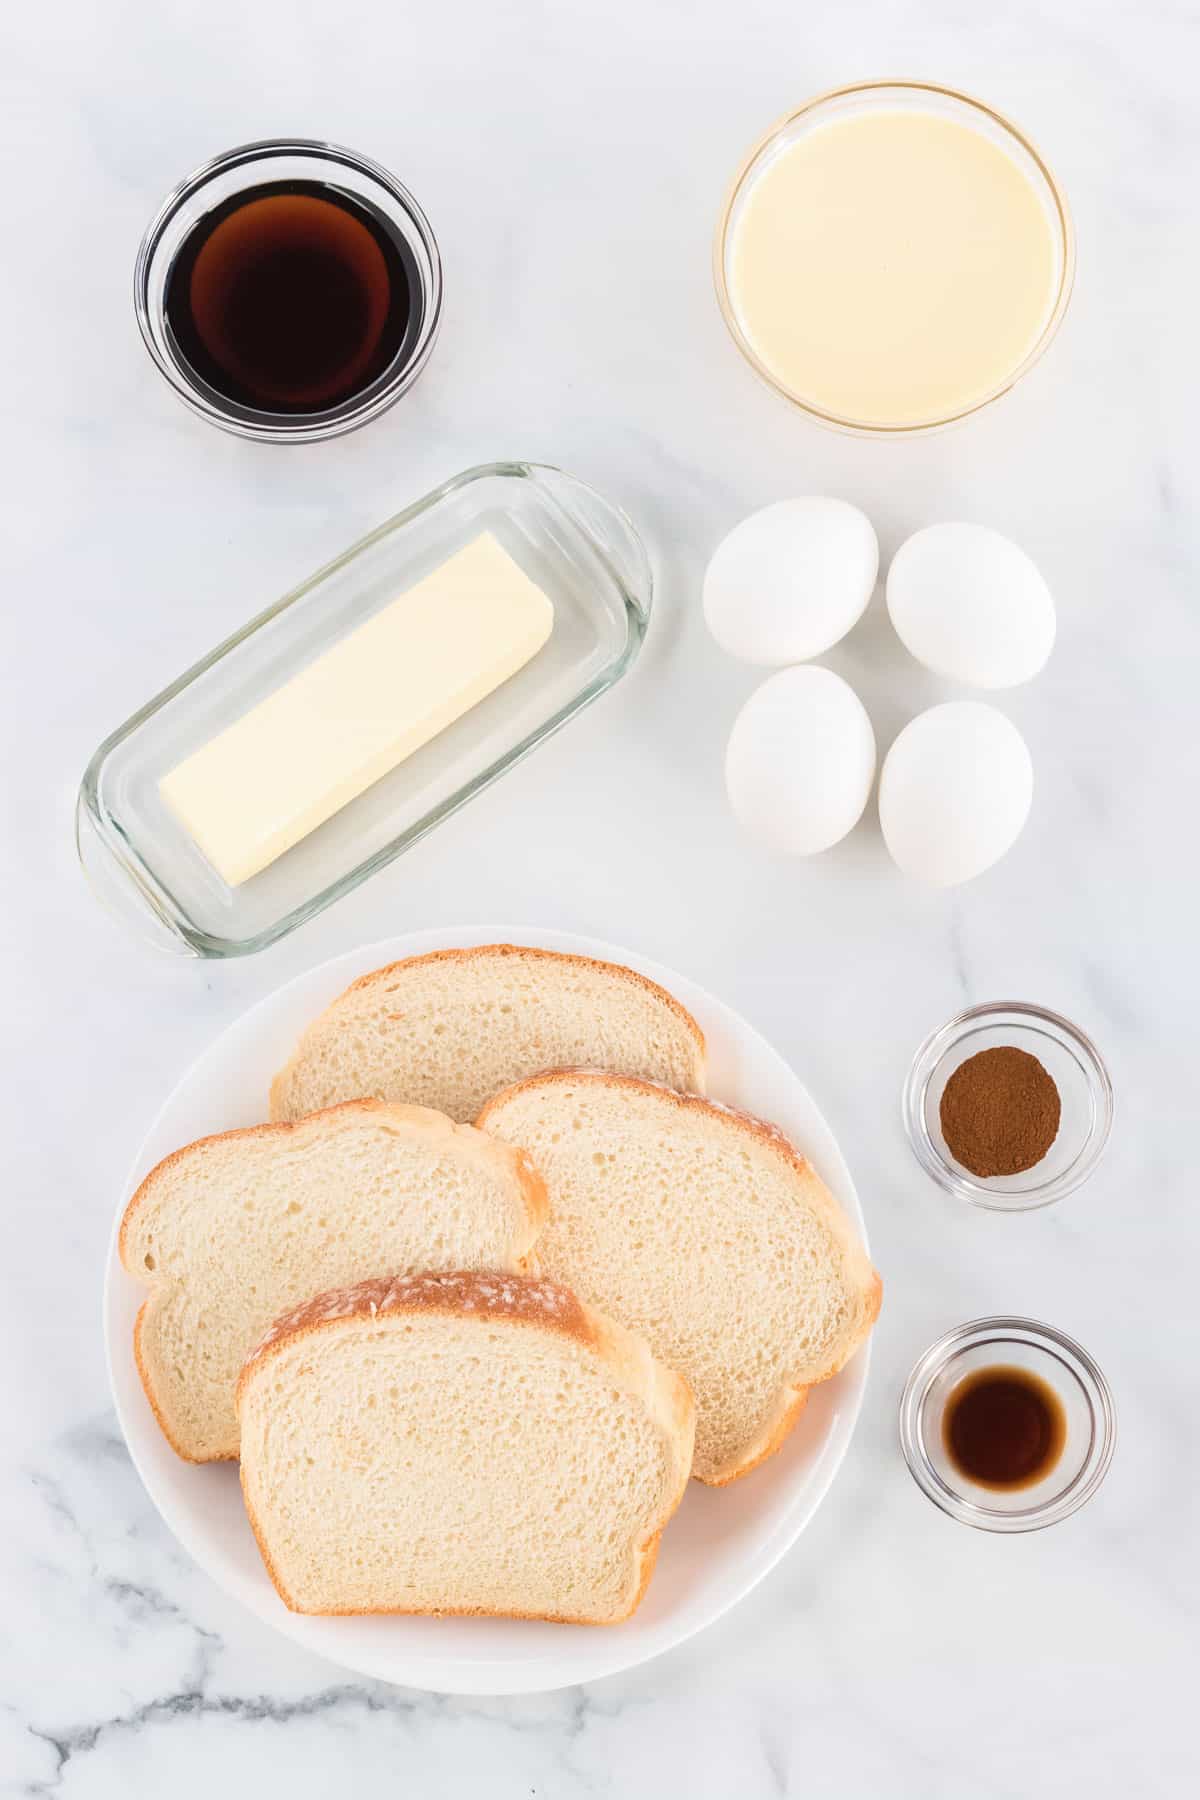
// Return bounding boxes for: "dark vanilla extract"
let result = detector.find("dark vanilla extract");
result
[164,180,419,415]
[943,1365,1066,1490]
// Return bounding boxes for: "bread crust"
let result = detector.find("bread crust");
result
[238,1267,594,1381]
[268,943,707,1120]
[237,1269,695,1623]
[131,1299,226,1464]
[121,1100,548,1463]
[477,1070,882,1486]
[700,1386,810,1488]
[120,1096,546,1266]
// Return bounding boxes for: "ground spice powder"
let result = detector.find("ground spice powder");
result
[939,1046,1061,1178]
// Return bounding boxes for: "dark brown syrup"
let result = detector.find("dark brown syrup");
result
[164,180,418,415]
[943,1364,1066,1490]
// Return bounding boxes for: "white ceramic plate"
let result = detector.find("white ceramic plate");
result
[105,926,872,1694]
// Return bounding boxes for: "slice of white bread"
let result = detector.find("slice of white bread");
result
[478,1073,881,1485]
[237,1269,696,1622]
[268,944,706,1125]
[120,1100,546,1462]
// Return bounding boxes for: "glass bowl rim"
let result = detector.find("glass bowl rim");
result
[898,1315,1117,1531]
[902,999,1114,1211]
[132,136,444,443]
[712,78,1077,437]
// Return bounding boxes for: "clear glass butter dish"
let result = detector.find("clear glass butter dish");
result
[77,462,652,957]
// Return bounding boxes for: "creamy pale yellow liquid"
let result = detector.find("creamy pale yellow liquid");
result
[729,109,1060,426]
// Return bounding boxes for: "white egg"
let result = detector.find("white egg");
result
[725,666,876,855]
[704,497,879,665]
[887,522,1055,689]
[879,702,1033,886]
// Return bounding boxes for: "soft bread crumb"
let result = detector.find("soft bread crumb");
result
[237,1270,695,1622]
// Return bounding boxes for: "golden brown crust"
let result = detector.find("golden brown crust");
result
[119,1096,541,1267]
[238,1268,595,1396]
[699,1387,810,1488]
[341,944,706,1056]
[240,1479,299,1612]
[130,1300,237,1465]
[238,1267,695,1623]
[268,943,707,1119]
[478,1066,811,1171]
[478,1069,882,1483]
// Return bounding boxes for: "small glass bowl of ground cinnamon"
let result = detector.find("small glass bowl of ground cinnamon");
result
[903,1002,1113,1210]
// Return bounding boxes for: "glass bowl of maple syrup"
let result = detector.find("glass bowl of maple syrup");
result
[899,1317,1116,1532]
[134,139,442,442]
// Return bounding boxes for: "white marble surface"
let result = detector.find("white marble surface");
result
[3,0,1198,1792]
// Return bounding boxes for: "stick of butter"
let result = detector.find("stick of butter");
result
[160,532,554,886]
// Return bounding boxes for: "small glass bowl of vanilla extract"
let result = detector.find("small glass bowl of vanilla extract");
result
[899,1317,1116,1531]
[134,139,442,442]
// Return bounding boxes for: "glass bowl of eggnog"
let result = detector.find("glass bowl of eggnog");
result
[714,81,1074,435]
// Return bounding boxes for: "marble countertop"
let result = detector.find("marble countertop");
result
[3,0,1197,1793]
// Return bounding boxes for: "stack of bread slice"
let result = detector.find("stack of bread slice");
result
[122,944,880,1623]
